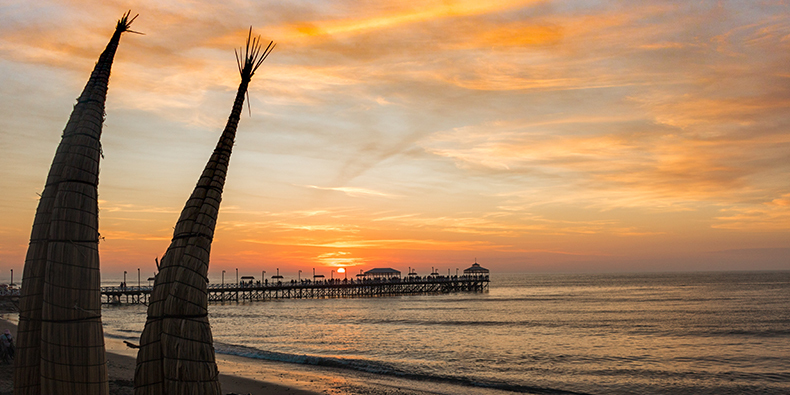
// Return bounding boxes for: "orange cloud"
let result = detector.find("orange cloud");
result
[305,185,396,198]
[287,0,538,37]
[714,194,790,231]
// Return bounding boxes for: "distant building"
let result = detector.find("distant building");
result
[364,268,401,279]
[463,261,489,278]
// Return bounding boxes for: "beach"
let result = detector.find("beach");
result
[0,315,321,395]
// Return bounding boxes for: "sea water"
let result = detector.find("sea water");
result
[101,271,790,394]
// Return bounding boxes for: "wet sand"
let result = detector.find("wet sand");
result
[0,315,319,395]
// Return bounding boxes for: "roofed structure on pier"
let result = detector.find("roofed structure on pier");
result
[463,262,489,277]
[364,268,401,278]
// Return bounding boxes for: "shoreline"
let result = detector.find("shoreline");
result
[0,315,320,395]
[0,314,484,395]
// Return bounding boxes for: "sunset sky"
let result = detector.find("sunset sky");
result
[1,0,788,280]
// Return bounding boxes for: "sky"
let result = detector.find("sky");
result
[1,0,789,281]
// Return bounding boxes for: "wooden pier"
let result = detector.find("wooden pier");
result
[101,276,490,305]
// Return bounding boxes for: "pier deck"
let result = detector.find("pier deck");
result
[101,276,489,305]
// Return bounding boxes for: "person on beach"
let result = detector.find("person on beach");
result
[0,336,6,363]
[1,329,13,363]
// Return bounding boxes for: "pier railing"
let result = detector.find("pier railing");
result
[101,275,489,305]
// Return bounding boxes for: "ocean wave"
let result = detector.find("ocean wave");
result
[682,328,790,338]
[213,342,591,395]
[104,331,143,342]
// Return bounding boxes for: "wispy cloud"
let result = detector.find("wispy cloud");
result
[305,185,396,198]
[99,230,170,241]
[241,236,503,251]
[713,194,790,231]
[314,251,366,266]
[99,202,179,214]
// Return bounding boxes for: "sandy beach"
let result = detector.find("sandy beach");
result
[0,315,320,395]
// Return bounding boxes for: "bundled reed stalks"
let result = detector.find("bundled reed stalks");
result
[14,11,139,395]
[134,29,274,395]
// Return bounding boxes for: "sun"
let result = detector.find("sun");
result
[337,268,346,273]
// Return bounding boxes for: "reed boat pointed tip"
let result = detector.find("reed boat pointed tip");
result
[237,27,275,82]
[117,10,143,35]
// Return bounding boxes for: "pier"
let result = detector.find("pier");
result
[101,275,490,305]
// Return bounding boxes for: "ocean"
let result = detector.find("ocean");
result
[100,271,790,394]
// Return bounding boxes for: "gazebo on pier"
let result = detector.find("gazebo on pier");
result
[463,261,489,278]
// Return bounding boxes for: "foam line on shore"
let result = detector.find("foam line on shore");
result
[214,342,590,395]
